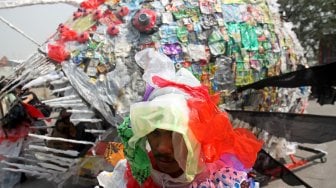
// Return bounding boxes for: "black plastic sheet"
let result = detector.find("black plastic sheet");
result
[227,110,336,144]
[237,62,336,105]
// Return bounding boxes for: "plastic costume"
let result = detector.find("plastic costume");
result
[99,49,262,188]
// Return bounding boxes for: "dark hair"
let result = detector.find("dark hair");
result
[1,101,27,138]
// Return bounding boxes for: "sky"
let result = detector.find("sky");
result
[0,4,76,60]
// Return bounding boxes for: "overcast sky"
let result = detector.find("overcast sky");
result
[0,4,76,60]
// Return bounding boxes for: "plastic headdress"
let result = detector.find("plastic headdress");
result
[121,48,262,184]
[117,117,151,184]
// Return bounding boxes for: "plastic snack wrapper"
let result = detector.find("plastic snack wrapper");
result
[221,4,243,23]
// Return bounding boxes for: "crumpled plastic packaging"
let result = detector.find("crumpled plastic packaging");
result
[47,43,69,63]
[134,48,176,87]
[97,159,127,188]
[221,4,242,22]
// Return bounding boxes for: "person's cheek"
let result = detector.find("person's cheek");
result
[147,135,157,152]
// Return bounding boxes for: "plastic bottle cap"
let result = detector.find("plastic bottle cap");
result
[138,13,149,25]
[175,63,182,69]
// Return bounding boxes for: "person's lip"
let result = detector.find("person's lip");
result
[156,157,175,164]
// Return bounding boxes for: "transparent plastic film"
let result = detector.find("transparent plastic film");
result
[62,62,115,125]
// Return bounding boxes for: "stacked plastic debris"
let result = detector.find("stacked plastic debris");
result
[42,0,309,117]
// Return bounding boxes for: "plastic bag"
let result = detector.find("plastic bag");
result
[97,159,127,188]
[80,0,105,9]
[47,43,70,63]
[134,48,175,84]
[213,57,235,92]
[0,138,24,188]
[0,164,21,188]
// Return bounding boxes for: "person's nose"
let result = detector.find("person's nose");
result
[156,135,174,155]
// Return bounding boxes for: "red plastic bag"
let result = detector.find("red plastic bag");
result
[80,0,105,9]
[47,43,70,63]
[59,26,78,42]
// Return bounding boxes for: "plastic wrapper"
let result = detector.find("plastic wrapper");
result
[161,12,174,24]
[200,14,217,29]
[241,4,263,24]
[117,117,151,184]
[77,156,111,180]
[227,22,241,44]
[176,26,188,43]
[171,132,189,173]
[265,137,298,159]
[208,29,226,56]
[104,142,125,166]
[221,4,242,22]
[199,0,214,14]
[187,44,206,62]
[51,85,73,94]
[97,171,120,188]
[162,43,183,56]
[213,57,235,92]
[240,23,259,51]
[222,0,244,4]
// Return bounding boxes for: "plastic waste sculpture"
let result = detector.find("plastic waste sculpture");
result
[0,0,335,187]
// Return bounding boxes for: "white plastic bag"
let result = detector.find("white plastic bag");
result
[97,159,127,188]
[134,48,175,87]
